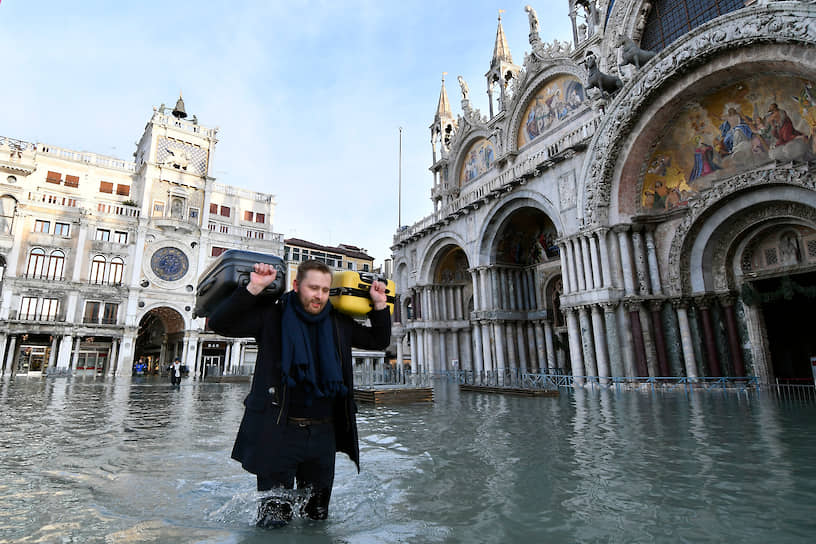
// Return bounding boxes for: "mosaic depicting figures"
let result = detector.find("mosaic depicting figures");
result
[434,248,470,283]
[495,209,559,265]
[459,138,495,185]
[641,75,816,212]
[517,75,586,149]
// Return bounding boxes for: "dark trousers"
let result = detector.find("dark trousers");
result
[170,373,180,386]
[256,422,336,525]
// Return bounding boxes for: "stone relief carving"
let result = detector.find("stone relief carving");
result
[581,5,816,227]
[558,171,577,211]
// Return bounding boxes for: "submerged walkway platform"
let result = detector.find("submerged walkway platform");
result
[459,384,559,397]
[354,385,434,405]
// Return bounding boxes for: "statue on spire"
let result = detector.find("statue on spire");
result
[457,76,470,101]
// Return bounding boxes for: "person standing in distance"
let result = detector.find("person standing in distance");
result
[208,259,391,527]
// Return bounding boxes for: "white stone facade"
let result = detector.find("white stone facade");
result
[0,103,283,378]
[391,1,816,385]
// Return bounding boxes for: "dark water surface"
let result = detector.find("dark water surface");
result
[1,377,815,543]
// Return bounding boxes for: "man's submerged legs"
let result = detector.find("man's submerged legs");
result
[257,497,294,528]
[303,487,332,520]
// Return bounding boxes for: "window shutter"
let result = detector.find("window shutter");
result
[64,175,80,188]
[99,181,114,193]
[46,171,62,184]
[116,184,130,196]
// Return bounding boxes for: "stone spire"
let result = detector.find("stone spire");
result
[435,73,453,123]
[491,10,513,70]
[430,73,457,164]
[485,10,521,118]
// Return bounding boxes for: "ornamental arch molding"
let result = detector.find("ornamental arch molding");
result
[452,130,494,189]
[578,3,816,227]
[476,190,563,266]
[417,231,470,285]
[667,171,816,296]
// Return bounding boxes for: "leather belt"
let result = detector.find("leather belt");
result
[287,416,333,427]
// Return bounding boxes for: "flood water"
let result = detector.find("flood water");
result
[1,377,815,543]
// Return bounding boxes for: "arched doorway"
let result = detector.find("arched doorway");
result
[134,307,185,375]
[421,243,472,374]
[739,225,816,383]
[480,205,563,383]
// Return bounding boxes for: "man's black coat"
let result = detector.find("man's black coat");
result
[208,286,391,476]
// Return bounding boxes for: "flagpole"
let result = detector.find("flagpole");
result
[398,126,403,229]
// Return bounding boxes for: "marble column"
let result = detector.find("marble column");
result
[602,303,623,378]
[480,268,491,310]
[626,302,648,376]
[590,305,610,381]
[517,322,529,374]
[615,227,637,296]
[505,322,517,379]
[617,305,637,378]
[580,236,594,290]
[47,336,58,371]
[696,297,720,377]
[409,330,418,373]
[559,243,573,293]
[528,323,539,372]
[481,322,493,378]
[71,336,81,372]
[472,323,484,376]
[578,306,597,378]
[494,321,506,383]
[588,235,602,289]
[631,228,650,296]
[439,330,448,372]
[649,301,670,376]
[491,268,501,312]
[396,334,405,380]
[565,309,585,383]
[639,306,659,377]
[195,339,205,378]
[596,228,612,288]
[572,239,587,291]
[644,228,662,295]
[455,286,464,320]
[720,295,746,377]
[470,269,481,311]
[544,321,557,373]
[672,299,698,380]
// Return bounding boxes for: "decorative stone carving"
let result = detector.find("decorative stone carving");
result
[457,75,470,101]
[617,34,656,69]
[583,52,622,99]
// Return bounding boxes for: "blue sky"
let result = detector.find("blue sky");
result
[0,1,573,266]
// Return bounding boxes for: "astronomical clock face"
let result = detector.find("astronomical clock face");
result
[150,246,189,282]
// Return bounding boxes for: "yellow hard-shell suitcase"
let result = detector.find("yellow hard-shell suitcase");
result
[329,271,395,317]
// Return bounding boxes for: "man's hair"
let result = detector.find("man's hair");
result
[296,259,333,283]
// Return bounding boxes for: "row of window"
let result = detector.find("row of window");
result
[32,219,129,244]
[45,171,131,197]
[25,248,124,284]
[34,220,70,236]
[18,296,118,324]
[286,247,369,271]
[206,203,265,223]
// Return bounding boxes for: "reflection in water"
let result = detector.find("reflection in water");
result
[1,377,815,543]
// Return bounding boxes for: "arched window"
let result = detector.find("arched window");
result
[0,195,17,235]
[26,248,46,278]
[46,250,65,281]
[109,257,124,285]
[90,255,106,284]
[640,0,744,53]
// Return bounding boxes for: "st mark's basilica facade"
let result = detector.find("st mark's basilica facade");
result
[391,0,816,385]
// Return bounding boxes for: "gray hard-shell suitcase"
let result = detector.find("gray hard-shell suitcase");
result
[194,249,286,318]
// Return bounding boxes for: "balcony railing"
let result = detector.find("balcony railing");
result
[20,273,65,281]
[18,313,65,322]
[87,278,123,286]
[83,316,119,325]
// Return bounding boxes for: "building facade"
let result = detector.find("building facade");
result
[391,0,816,385]
[283,238,374,290]
[0,97,283,378]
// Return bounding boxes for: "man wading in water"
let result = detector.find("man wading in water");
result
[209,259,391,527]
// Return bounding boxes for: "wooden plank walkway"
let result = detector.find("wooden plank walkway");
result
[459,384,559,397]
[354,385,434,405]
